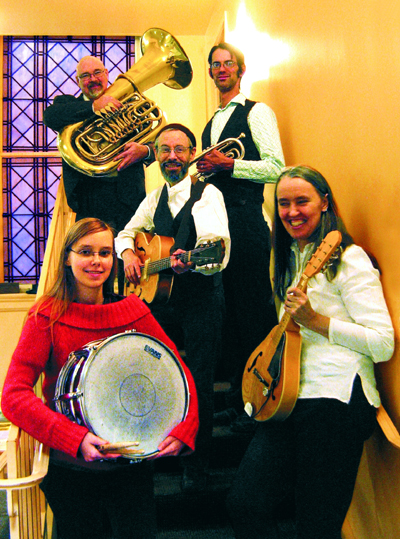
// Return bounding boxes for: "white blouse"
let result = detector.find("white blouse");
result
[279,242,394,406]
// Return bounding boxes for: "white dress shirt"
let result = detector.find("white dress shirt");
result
[210,93,285,183]
[115,175,231,275]
[279,243,394,406]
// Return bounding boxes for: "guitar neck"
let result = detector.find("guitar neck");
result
[145,248,199,276]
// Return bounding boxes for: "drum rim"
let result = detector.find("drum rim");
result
[55,331,189,459]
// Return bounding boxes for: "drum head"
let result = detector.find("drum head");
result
[80,332,188,459]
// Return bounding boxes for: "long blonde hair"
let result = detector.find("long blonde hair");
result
[34,218,117,325]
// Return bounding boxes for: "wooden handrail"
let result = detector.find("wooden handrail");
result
[0,442,49,491]
[0,450,6,474]
[0,177,74,495]
[36,178,76,298]
[376,404,400,449]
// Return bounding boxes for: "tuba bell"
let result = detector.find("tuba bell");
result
[57,28,193,177]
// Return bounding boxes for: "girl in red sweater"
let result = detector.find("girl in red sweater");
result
[1,218,198,539]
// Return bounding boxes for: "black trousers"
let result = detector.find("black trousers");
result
[150,278,224,469]
[227,376,377,539]
[40,460,156,539]
[219,203,278,411]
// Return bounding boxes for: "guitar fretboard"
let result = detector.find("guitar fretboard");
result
[146,246,212,276]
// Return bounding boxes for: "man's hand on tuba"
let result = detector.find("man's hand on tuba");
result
[92,95,122,113]
[115,142,151,171]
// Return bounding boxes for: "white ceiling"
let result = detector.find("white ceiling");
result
[0,0,225,37]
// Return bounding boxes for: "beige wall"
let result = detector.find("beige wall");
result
[0,295,35,390]
[222,1,400,537]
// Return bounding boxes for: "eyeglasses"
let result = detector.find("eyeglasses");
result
[77,69,106,81]
[69,248,114,259]
[157,145,191,156]
[211,60,237,70]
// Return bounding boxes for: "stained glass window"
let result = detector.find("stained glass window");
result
[2,36,136,282]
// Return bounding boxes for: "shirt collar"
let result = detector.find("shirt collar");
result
[165,174,192,194]
[290,241,316,273]
[218,92,246,111]
[290,240,315,255]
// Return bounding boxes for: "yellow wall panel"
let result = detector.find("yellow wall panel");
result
[221,1,400,537]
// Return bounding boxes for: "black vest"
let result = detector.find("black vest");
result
[153,180,206,251]
[153,180,220,296]
[202,99,264,206]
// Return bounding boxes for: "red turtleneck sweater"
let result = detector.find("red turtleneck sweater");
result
[1,294,198,466]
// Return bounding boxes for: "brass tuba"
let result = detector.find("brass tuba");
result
[57,28,192,177]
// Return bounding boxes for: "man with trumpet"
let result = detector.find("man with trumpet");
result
[44,56,152,291]
[115,123,230,493]
[197,43,285,432]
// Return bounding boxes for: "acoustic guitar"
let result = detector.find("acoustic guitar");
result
[126,232,225,304]
[242,230,342,422]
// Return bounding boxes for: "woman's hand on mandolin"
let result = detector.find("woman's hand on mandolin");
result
[284,287,330,339]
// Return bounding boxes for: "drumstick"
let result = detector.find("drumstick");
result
[114,448,146,455]
[98,442,140,453]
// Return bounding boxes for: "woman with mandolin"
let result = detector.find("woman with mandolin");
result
[227,165,394,539]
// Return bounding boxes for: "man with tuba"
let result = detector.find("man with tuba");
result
[44,56,152,292]
[197,43,285,432]
[115,123,230,493]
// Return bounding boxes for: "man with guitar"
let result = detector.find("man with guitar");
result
[227,166,394,539]
[115,123,230,492]
[197,43,285,432]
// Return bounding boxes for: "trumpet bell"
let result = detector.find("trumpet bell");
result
[189,134,246,180]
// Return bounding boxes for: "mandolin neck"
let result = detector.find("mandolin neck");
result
[272,272,309,345]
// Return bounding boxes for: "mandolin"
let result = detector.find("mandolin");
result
[242,230,342,422]
[126,232,225,304]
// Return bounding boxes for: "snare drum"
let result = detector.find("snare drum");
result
[54,331,189,459]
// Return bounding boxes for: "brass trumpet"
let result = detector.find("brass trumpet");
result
[190,133,245,180]
[190,133,246,167]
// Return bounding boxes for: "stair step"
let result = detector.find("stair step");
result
[154,377,258,537]
[155,468,236,498]
[156,469,235,537]
[154,423,253,475]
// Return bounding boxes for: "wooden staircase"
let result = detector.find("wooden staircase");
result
[154,383,253,538]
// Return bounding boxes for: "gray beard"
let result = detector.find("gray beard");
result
[160,161,189,185]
